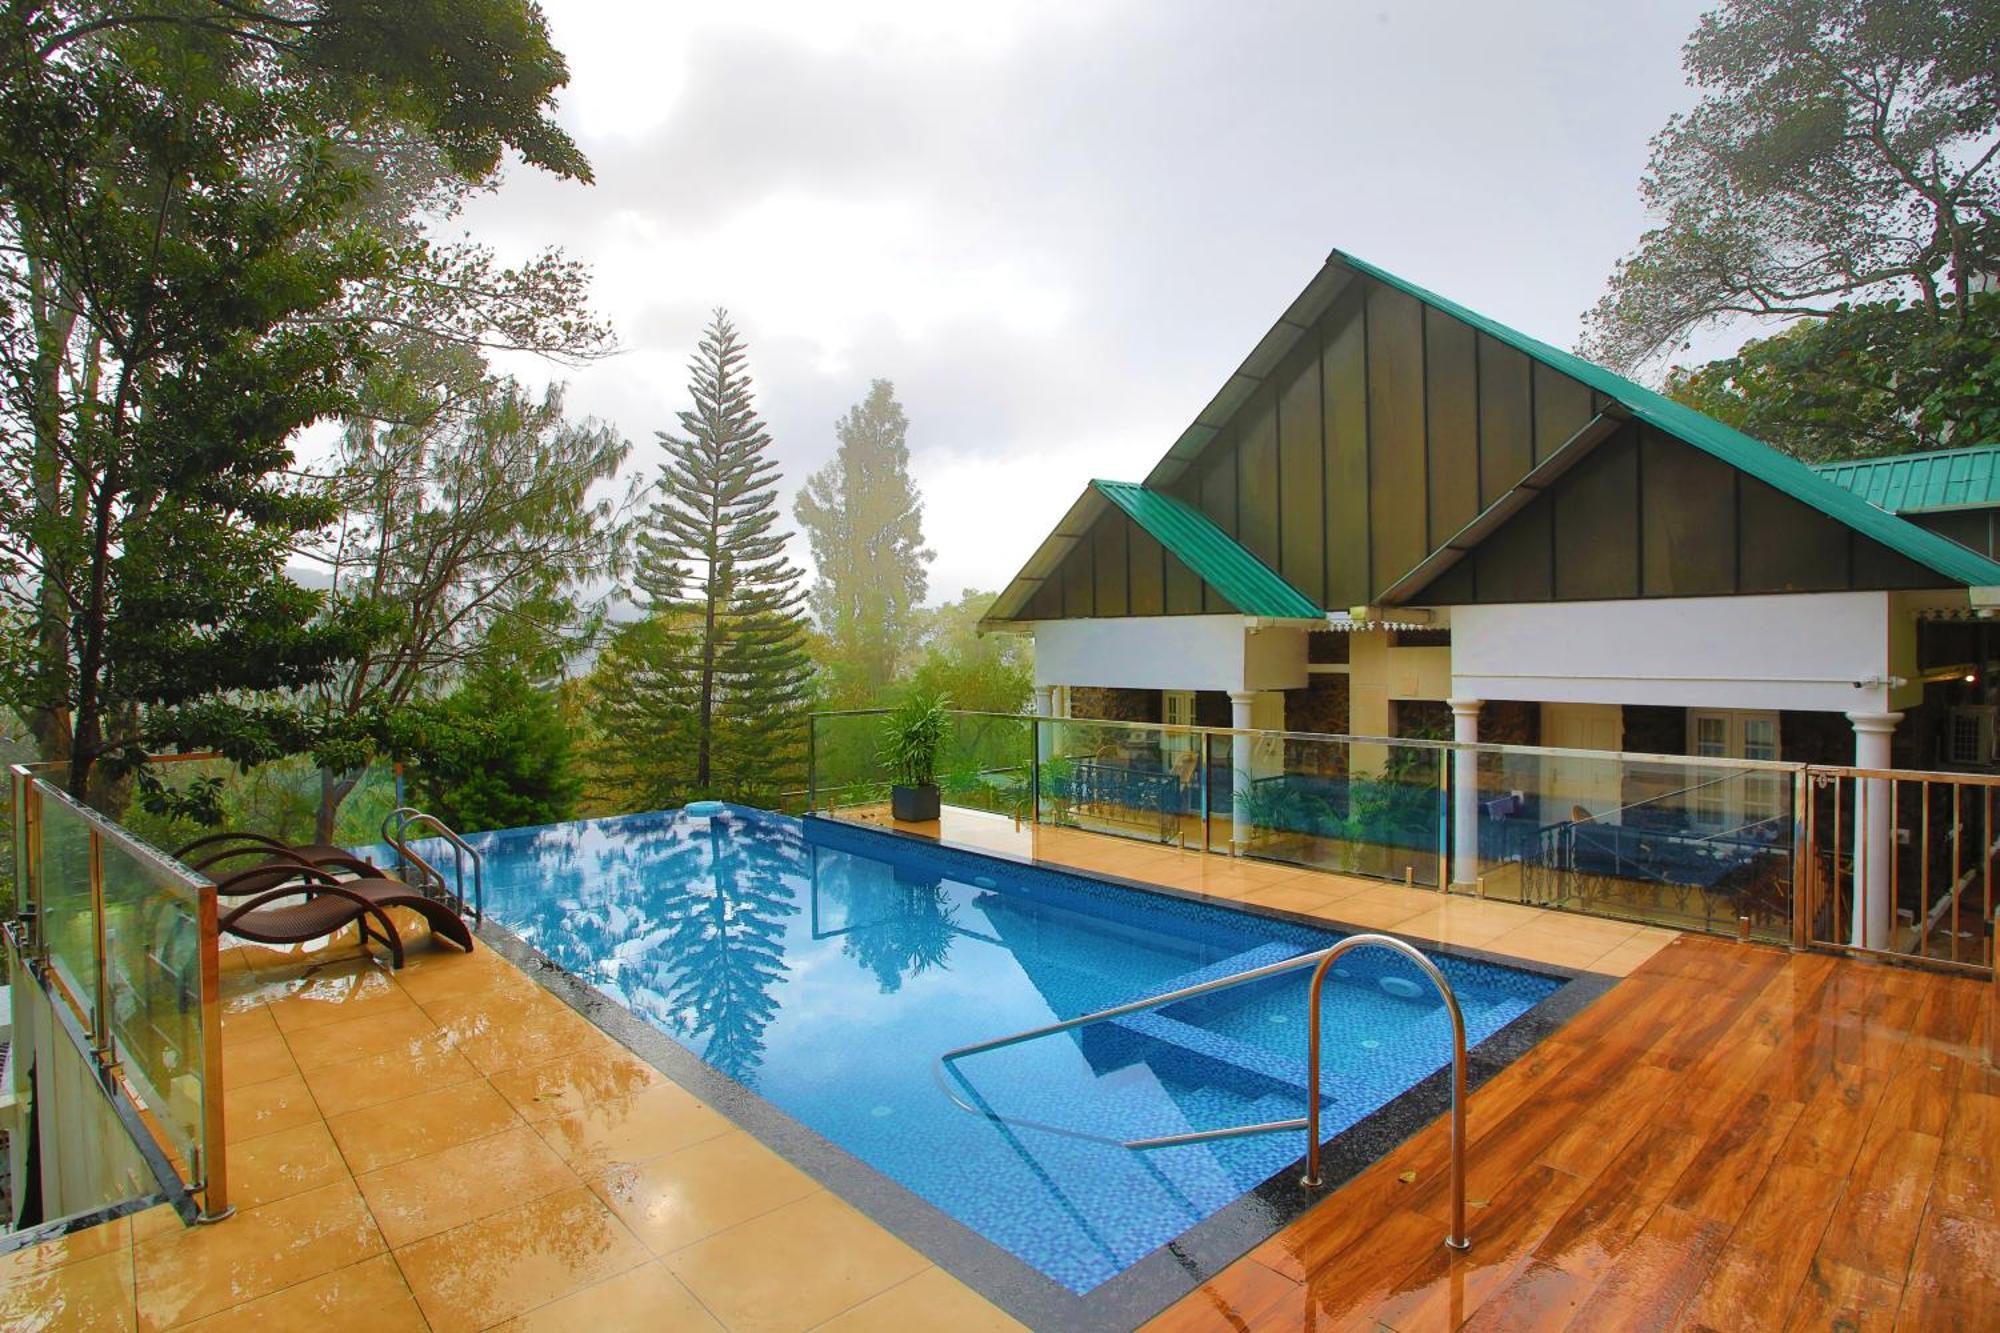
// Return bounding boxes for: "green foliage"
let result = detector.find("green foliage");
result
[903,589,1033,715]
[1038,754,1075,823]
[300,377,630,835]
[593,311,813,808]
[934,712,1035,818]
[1665,295,2000,460]
[119,755,401,855]
[879,690,951,790]
[1586,0,2000,370]
[584,615,701,813]
[793,379,933,703]
[406,660,579,834]
[0,1,596,801]
[1241,780,1336,841]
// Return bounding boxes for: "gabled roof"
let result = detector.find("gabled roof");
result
[978,481,1323,628]
[987,249,2000,628]
[1379,411,1628,605]
[1332,251,2000,590]
[1140,262,1358,492]
[1092,481,1322,619]
[1810,445,2000,516]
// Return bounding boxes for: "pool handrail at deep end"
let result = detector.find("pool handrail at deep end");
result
[934,932,1472,1252]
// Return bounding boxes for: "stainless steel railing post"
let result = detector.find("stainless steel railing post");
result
[1030,715,1042,828]
[195,876,232,1222]
[382,807,484,923]
[1303,935,1470,1253]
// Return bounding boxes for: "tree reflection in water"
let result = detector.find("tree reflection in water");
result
[813,851,961,994]
[492,811,802,1087]
[656,814,801,1082]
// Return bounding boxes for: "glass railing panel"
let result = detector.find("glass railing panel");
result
[809,711,893,813]
[1457,745,1794,940]
[11,768,227,1215]
[1228,733,1447,886]
[38,785,101,1027]
[1039,717,1200,848]
[3,933,159,1222]
[101,832,211,1176]
[938,712,1034,821]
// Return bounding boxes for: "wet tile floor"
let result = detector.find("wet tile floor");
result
[0,923,1023,1331]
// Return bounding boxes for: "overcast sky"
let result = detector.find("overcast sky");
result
[462,0,1717,605]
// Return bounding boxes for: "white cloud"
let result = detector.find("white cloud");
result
[592,191,1072,377]
[546,1,1119,141]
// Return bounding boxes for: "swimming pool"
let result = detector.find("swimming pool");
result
[454,805,1564,1297]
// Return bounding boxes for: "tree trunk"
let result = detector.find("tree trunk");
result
[317,768,361,844]
[697,573,718,789]
[26,256,77,769]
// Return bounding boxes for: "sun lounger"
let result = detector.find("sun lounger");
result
[202,851,476,965]
[175,830,381,878]
[218,867,413,967]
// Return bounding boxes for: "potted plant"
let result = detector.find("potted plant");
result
[881,690,950,822]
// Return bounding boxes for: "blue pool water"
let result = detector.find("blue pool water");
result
[451,806,1561,1294]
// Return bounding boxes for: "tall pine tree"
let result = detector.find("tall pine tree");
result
[617,310,813,802]
[793,379,932,702]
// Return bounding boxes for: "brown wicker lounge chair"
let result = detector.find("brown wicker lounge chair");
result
[175,830,381,877]
[185,841,381,891]
[207,855,476,965]
[219,867,413,967]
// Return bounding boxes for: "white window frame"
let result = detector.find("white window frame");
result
[1687,708,1783,831]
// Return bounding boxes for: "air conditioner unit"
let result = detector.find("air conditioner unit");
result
[1945,706,1997,766]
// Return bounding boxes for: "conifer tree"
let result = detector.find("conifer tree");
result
[793,379,932,702]
[621,310,812,801]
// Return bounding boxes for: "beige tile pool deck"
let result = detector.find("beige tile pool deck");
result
[1,808,1682,1330]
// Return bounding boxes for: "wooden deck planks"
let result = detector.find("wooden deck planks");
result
[1146,937,1995,1332]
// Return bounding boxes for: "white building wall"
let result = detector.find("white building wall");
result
[1032,616,1308,693]
[1448,592,1898,714]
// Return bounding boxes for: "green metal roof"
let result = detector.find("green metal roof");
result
[1091,480,1324,619]
[1809,445,2000,516]
[1331,250,2000,589]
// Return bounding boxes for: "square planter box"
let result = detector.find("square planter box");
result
[891,784,941,822]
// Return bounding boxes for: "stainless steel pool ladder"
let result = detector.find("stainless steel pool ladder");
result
[935,933,1472,1251]
[383,807,484,924]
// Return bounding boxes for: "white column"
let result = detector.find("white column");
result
[1033,686,1056,764]
[1448,698,1482,890]
[1845,711,1903,951]
[1228,690,1257,852]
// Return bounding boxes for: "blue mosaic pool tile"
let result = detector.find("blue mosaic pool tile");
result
[470,805,1564,1296]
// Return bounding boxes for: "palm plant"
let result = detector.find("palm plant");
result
[880,690,950,820]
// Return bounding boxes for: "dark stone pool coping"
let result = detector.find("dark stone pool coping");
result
[477,815,1619,1333]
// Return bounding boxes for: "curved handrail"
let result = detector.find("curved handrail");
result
[936,932,1471,1251]
[382,807,483,923]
